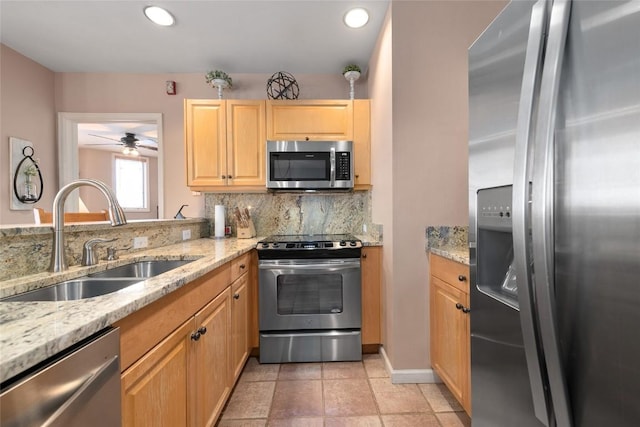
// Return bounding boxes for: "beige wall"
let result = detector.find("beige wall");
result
[1,45,367,224]
[1,45,57,224]
[369,1,507,371]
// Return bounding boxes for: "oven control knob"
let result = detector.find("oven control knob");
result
[339,241,347,246]
[273,243,280,248]
[261,243,269,248]
[349,241,357,247]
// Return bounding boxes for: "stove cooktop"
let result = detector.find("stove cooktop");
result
[256,234,362,257]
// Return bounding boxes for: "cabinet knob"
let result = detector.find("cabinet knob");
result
[221,175,227,179]
[455,303,463,310]
[233,293,240,300]
[305,137,310,141]
[362,253,367,259]
[462,307,471,314]
[198,326,207,335]
[228,175,233,179]
[458,275,467,282]
[239,264,246,269]
[191,331,201,341]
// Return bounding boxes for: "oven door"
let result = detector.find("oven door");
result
[258,258,361,331]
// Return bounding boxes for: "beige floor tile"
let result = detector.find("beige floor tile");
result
[269,380,323,418]
[381,414,442,427]
[324,415,383,426]
[216,420,267,427]
[369,378,431,414]
[436,412,472,427]
[221,381,276,419]
[240,358,280,382]
[323,361,367,379]
[323,379,378,417]
[362,356,388,378]
[267,417,324,427]
[418,383,463,412]
[278,363,322,380]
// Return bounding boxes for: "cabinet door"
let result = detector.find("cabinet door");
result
[230,273,250,381]
[121,319,193,427]
[361,246,381,345]
[266,100,353,140]
[430,275,470,412]
[226,100,266,187]
[193,288,232,427]
[184,99,227,187]
[353,100,371,187]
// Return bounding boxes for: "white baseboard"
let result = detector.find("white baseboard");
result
[379,346,442,384]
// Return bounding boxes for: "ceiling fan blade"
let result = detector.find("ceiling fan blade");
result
[84,142,120,146]
[88,133,121,142]
[137,144,158,151]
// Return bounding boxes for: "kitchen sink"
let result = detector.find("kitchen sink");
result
[2,259,196,302]
[88,259,194,278]
[1,278,143,302]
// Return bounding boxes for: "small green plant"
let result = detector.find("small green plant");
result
[205,70,233,88]
[23,163,38,177]
[343,64,361,74]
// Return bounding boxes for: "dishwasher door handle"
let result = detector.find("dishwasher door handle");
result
[41,355,119,427]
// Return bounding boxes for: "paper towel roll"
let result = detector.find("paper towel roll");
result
[214,205,225,238]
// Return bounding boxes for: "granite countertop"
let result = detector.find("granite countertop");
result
[0,237,259,383]
[425,226,469,265]
[429,246,470,265]
[0,234,382,383]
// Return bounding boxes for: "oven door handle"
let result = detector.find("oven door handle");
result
[259,260,361,271]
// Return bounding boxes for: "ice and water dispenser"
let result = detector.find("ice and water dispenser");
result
[476,185,519,309]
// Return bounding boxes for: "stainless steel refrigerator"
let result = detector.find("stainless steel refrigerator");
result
[468,0,640,426]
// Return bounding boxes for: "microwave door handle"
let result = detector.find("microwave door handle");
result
[330,148,336,187]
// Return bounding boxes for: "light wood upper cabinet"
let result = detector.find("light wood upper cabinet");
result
[429,253,471,415]
[226,100,266,187]
[185,99,266,190]
[266,100,353,141]
[184,99,227,187]
[353,100,371,187]
[361,246,382,346]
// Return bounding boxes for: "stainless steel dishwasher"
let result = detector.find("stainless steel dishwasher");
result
[1,327,121,427]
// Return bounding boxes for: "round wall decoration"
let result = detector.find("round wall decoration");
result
[266,71,300,100]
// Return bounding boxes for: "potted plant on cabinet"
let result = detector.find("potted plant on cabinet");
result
[205,70,233,99]
[342,65,361,99]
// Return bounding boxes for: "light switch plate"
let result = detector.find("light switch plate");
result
[182,229,191,240]
[133,236,148,249]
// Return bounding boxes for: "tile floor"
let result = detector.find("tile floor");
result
[216,354,471,427]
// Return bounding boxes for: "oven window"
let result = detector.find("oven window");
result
[276,274,343,315]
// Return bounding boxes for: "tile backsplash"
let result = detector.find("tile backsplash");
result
[205,191,373,237]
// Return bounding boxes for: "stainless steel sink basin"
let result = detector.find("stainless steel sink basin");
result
[1,278,143,302]
[88,259,194,278]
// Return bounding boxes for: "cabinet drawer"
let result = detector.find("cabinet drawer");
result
[430,254,469,293]
[230,252,251,282]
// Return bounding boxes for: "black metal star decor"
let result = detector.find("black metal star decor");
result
[266,71,300,100]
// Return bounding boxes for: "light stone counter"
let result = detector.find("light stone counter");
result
[426,225,469,265]
[0,237,259,383]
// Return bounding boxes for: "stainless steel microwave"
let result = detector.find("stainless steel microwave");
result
[266,140,354,190]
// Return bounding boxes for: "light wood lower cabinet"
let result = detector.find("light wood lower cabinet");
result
[429,253,471,415]
[361,246,382,346]
[117,253,253,427]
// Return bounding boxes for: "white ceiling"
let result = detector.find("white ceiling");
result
[0,0,389,74]
[78,122,159,157]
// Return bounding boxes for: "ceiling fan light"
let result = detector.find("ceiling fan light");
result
[144,6,175,26]
[344,8,369,29]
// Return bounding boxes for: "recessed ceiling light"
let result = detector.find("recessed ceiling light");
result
[344,8,369,29]
[144,6,175,26]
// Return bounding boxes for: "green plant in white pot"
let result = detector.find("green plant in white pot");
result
[342,65,361,99]
[205,70,233,98]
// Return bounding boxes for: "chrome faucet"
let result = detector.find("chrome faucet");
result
[50,179,127,272]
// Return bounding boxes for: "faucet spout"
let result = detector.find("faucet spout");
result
[50,179,127,272]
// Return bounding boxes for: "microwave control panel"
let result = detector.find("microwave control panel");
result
[336,152,351,180]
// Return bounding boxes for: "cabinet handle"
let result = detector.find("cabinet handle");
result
[228,175,233,179]
[239,264,246,269]
[362,253,367,259]
[458,275,467,282]
[455,303,463,310]
[198,326,207,335]
[191,331,201,341]
[233,293,240,300]
[356,174,360,178]
[221,175,227,179]
[462,307,471,314]
[305,137,310,141]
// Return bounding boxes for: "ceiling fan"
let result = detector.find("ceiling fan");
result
[87,132,158,155]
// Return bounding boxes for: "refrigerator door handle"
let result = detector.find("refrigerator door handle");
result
[531,0,573,426]
[512,0,551,424]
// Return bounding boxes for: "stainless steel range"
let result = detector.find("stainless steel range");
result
[257,234,362,363]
